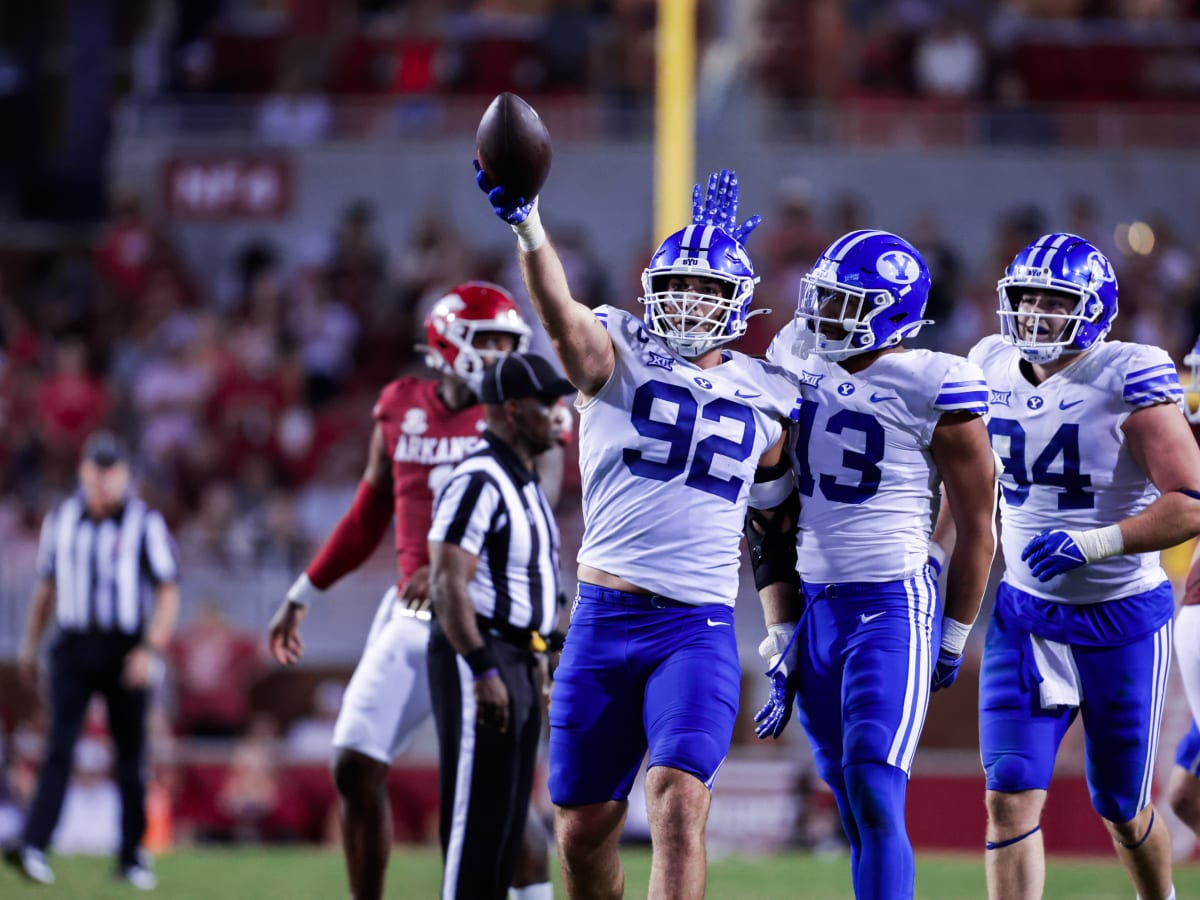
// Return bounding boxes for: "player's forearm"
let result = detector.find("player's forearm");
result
[942,527,994,626]
[1115,489,1200,555]
[758,582,803,627]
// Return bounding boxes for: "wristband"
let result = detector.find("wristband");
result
[286,572,323,608]
[1073,524,1124,562]
[940,617,972,657]
[758,621,799,669]
[465,645,500,676]
[512,203,546,252]
[473,668,500,682]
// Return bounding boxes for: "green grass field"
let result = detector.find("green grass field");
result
[3,846,1200,899]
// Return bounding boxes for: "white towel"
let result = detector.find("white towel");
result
[1029,635,1082,708]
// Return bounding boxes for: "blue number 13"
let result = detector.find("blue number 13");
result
[623,380,756,502]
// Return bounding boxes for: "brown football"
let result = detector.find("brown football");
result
[476,92,552,201]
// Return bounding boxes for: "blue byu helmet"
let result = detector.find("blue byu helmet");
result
[996,232,1118,365]
[793,229,932,362]
[640,224,760,358]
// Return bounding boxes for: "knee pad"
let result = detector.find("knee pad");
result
[986,753,1038,794]
[844,762,907,832]
[1090,788,1141,826]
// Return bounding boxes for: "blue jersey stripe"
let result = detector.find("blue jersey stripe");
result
[1126,363,1176,380]
[940,379,987,389]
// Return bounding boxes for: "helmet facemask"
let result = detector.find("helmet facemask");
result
[640,267,757,358]
[996,279,1104,366]
[793,275,925,363]
[418,283,532,396]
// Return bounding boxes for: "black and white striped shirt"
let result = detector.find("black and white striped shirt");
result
[428,432,560,636]
[35,494,179,634]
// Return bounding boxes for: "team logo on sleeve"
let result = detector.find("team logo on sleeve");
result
[877,251,921,285]
[401,409,428,435]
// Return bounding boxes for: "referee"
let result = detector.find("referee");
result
[4,431,180,889]
[427,352,571,900]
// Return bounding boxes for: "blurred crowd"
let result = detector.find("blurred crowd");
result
[1,183,1199,568]
[89,0,1200,148]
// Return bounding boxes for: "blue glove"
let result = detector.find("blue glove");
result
[754,669,797,739]
[931,648,963,692]
[1020,529,1087,582]
[473,160,536,225]
[691,169,762,245]
[754,622,802,740]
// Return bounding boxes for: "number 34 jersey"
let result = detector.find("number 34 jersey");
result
[768,321,989,584]
[970,335,1184,605]
[575,306,800,607]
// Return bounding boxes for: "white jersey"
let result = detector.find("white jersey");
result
[970,335,1183,604]
[575,306,800,607]
[768,320,988,584]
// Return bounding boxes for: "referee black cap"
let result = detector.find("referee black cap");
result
[481,353,575,405]
[82,430,130,468]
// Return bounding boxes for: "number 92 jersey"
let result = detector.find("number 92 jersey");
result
[970,335,1184,604]
[575,306,801,607]
[768,320,989,584]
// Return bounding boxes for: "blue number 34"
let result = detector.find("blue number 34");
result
[623,380,757,502]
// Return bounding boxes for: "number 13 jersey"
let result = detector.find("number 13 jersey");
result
[575,306,801,607]
[970,334,1184,604]
[768,320,989,584]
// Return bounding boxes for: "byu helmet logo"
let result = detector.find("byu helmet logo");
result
[877,251,921,285]
[1086,251,1115,286]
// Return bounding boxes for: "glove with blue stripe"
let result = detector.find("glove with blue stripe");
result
[474,160,536,226]
[754,621,801,739]
[1020,529,1087,582]
[691,169,762,245]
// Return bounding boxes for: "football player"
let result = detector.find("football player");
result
[756,230,997,900]
[477,164,801,898]
[1166,337,1200,848]
[267,282,560,900]
[946,234,1200,900]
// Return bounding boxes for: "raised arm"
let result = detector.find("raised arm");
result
[475,163,614,398]
[516,237,614,397]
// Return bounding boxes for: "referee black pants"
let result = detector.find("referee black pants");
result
[428,624,542,900]
[23,631,148,866]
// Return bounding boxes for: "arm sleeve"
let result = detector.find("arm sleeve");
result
[306,480,394,590]
[428,472,501,557]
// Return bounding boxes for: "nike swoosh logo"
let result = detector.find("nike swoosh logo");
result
[860,612,885,624]
[870,393,897,403]
[706,618,731,627]
[734,390,761,399]
[1059,399,1084,410]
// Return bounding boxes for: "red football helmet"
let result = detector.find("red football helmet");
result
[420,282,532,391]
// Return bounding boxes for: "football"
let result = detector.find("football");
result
[475,92,553,201]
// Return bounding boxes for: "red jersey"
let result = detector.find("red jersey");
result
[374,377,486,582]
